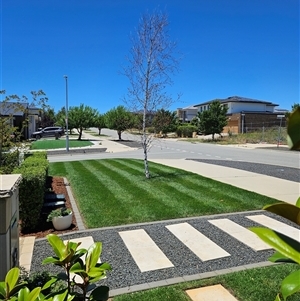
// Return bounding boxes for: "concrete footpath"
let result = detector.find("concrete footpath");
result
[149,158,299,205]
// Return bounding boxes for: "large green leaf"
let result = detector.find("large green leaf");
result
[250,227,300,264]
[263,203,300,225]
[17,287,29,301]
[281,269,300,300]
[42,277,58,290]
[46,234,67,259]
[86,243,102,272]
[97,263,111,271]
[296,197,300,208]
[0,283,6,298]
[52,289,69,301]
[42,257,60,265]
[89,285,109,301]
[9,283,28,298]
[69,262,85,274]
[5,267,19,293]
[287,107,300,150]
[269,251,298,264]
[27,287,41,301]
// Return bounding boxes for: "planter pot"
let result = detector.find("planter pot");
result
[52,213,73,230]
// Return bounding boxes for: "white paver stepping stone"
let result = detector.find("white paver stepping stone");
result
[166,222,230,261]
[19,236,35,271]
[119,229,174,272]
[209,218,271,251]
[186,284,238,301]
[247,215,300,241]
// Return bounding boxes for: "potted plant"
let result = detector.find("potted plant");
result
[47,207,73,230]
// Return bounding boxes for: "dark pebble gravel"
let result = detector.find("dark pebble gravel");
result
[31,211,300,290]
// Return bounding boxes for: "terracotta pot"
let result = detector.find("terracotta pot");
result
[52,212,73,230]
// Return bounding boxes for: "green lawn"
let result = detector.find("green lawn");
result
[49,158,279,228]
[30,139,93,150]
[113,264,299,301]
[48,158,298,300]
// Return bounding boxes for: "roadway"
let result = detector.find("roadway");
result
[48,128,299,170]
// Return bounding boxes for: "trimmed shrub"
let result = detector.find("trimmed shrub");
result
[0,150,20,174]
[13,151,48,231]
[147,127,155,134]
[176,125,198,138]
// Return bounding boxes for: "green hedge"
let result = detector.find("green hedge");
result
[176,125,198,138]
[0,150,20,174]
[13,152,48,231]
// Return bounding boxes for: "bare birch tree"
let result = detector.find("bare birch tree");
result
[123,11,180,179]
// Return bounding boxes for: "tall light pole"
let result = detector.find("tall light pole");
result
[64,75,69,152]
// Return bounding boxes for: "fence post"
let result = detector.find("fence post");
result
[277,115,284,147]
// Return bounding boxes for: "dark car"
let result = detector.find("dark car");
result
[31,126,64,139]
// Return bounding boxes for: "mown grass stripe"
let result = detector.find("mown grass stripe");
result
[49,159,277,228]
[77,161,138,227]
[93,160,187,219]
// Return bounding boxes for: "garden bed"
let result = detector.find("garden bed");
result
[19,177,78,238]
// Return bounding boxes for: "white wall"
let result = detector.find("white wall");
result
[227,102,271,114]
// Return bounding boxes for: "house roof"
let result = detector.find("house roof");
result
[0,102,29,116]
[194,96,279,107]
[177,105,198,110]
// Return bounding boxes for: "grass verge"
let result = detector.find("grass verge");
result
[49,159,279,228]
[181,127,288,145]
[30,139,93,150]
[112,264,299,301]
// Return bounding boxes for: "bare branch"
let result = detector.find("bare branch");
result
[122,10,181,178]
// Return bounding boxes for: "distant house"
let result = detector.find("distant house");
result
[0,102,40,139]
[194,96,286,134]
[176,105,198,123]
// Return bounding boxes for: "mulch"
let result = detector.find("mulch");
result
[19,177,79,239]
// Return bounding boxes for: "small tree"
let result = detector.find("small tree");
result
[152,109,177,135]
[95,113,106,135]
[39,106,56,128]
[55,106,75,134]
[123,11,180,178]
[197,100,228,140]
[285,103,300,119]
[104,106,135,140]
[68,104,98,140]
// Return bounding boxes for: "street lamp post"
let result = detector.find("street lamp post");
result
[64,75,69,152]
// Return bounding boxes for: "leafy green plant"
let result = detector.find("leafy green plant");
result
[250,108,300,301]
[46,207,72,222]
[176,125,197,138]
[1,234,111,301]
[0,268,23,300]
[42,234,111,301]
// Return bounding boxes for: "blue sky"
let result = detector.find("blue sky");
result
[1,0,299,113]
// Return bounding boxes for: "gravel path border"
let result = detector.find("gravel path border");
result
[31,210,300,294]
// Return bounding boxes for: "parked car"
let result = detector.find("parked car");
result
[31,127,65,139]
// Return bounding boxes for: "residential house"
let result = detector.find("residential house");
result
[176,105,198,123]
[194,96,285,134]
[0,102,40,139]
